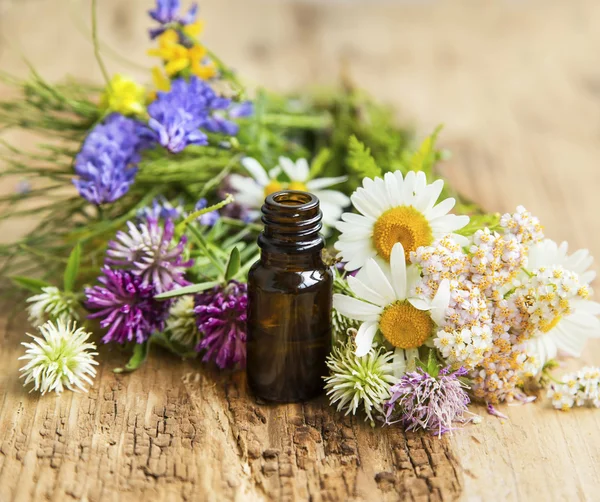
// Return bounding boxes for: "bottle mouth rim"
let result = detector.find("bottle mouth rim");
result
[265,190,318,211]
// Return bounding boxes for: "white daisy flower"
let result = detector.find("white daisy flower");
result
[228,157,350,231]
[277,157,350,229]
[335,171,470,270]
[523,239,600,371]
[333,242,451,366]
[19,319,99,395]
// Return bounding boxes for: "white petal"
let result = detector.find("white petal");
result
[430,279,451,326]
[414,179,444,213]
[333,294,382,321]
[425,197,455,220]
[389,242,407,300]
[359,258,396,304]
[408,297,432,311]
[314,189,351,208]
[347,276,388,307]
[355,322,378,357]
[306,176,347,190]
[241,158,269,186]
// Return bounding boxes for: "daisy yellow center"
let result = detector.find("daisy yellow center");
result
[372,206,433,261]
[541,315,562,333]
[379,301,433,349]
[264,180,283,197]
[288,181,308,191]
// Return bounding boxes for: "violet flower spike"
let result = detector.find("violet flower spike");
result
[106,218,193,294]
[148,0,199,39]
[85,267,169,344]
[385,366,471,436]
[195,281,247,369]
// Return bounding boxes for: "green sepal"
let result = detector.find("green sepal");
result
[63,242,81,292]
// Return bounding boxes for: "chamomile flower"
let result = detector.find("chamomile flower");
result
[277,157,350,228]
[333,242,450,364]
[228,157,349,230]
[522,240,600,372]
[19,320,98,395]
[335,171,469,271]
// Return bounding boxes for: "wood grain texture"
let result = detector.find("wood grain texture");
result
[1,0,600,500]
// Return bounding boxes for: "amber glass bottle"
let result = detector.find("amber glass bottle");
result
[247,190,333,403]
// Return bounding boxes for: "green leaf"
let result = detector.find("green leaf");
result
[406,125,443,176]
[10,275,51,293]
[63,242,81,292]
[309,148,331,179]
[224,246,241,282]
[114,342,150,373]
[455,213,501,237]
[346,135,381,179]
[154,281,219,300]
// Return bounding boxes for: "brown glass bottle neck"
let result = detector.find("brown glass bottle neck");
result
[259,190,325,260]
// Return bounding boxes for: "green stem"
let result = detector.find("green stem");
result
[91,0,111,88]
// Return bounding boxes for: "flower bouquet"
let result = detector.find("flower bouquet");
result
[2,0,599,434]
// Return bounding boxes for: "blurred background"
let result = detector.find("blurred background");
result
[1,0,600,246]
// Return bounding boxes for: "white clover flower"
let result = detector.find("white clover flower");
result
[165,295,200,347]
[19,319,98,395]
[26,286,80,327]
[324,340,399,424]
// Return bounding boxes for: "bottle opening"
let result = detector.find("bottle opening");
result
[268,191,318,209]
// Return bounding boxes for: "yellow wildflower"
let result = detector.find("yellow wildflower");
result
[183,20,204,39]
[148,29,216,80]
[148,67,171,101]
[100,74,146,116]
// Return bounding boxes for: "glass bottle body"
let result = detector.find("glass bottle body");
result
[246,191,333,403]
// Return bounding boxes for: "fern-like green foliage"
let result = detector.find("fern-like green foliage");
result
[346,135,381,181]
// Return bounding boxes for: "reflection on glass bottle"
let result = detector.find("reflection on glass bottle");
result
[247,191,333,402]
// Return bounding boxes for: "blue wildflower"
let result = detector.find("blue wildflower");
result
[137,196,186,221]
[148,0,198,39]
[195,198,219,226]
[145,76,240,153]
[72,114,149,205]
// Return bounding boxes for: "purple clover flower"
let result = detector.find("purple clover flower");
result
[73,113,150,205]
[384,366,471,436]
[145,77,240,154]
[148,0,198,39]
[195,281,247,369]
[106,218,193,294]
[85,267,169,344]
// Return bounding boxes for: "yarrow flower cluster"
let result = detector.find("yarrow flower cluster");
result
[548,367,600,410]
[19,320,98,395]
[195,281,248,369]
[73,113,149,205]
[85,267,170,344]
[324,341,398,424]
[106,218,193,294]
[384,367,471,436]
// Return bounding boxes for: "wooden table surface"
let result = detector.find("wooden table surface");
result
[1,1,600,500]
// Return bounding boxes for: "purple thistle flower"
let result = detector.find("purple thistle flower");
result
[145,77,239,153]
[106,218,193,294]
[384,366,471,436]
[148,0,198,39]
[86,267,169,344]
[73,113,150,205]
[195,281,247,369]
